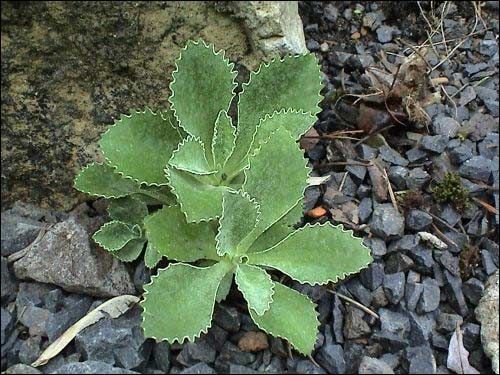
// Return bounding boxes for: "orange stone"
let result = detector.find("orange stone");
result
[237,331,269,352]
[306,206,327,219]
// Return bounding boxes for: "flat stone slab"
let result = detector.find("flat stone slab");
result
[13,217,135,298]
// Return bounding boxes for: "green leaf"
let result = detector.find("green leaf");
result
[99,108,181,185]
[144,206,218,262]
[144,242,162,269]
[216,190,260,257]
[74,163,140,198]
[249,282,319,355]
[235,264,274,316]
[113,238,146,262]
[212,110,236,170]
[252,110,316,155]
[133,186,176,206]
[247,200,303,254]
[169,136,217,175]
[216,271,234,303]
[141,261,231,343]
[242,127,309,237]
[166,166,228,222]
[108,196,149,225]
[225,54,322,173]
[92,221,141,252]
[247,223,373,285]
[169,40,237,161]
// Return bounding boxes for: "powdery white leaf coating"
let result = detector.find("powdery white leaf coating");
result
[225,54,323,175]
[212,110,237,170]
[249,282,319,356]
[235,263,274,316]
[74,163,140,199]
[141,262,232,343]
[144,242,162,269]
[247,223,372,286]
[169,40,237,162]
[108,196,149,225]
[113,238,146,262]
[247,200,303,254]
[216,190,260,257]
[144,205,219,262]
[92,221,141,252]
[99,108,181,186]
[169,136,217,175]
[166,166,229,223]
[242,127,309,240]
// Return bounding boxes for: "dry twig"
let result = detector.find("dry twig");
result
[328,290,380,320]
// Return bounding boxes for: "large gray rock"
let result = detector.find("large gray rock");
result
[1,1,307,210]
[216,2,307,58]
[476,270,499,374]
[13,217,134,297]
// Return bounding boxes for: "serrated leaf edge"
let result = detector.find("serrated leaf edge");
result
[73,162,137,199]
[143,206,195,262]
[245,107,317,171]
[250,281,320,356]
[234,263,275,316]
[243,53,323,116]
[226,53,323,171]
[250,221,373,286]
[164,164,228,223]
[92,220,142,252]
[108,195,148,224]
[215,190,262,257]
[113,238,146,262]
[168,39,238,142]
[99,107,173,187]
[241,127,311,237]
[212,109,237,169]
[144,242,162,269]
[168,135,218,175]
[140,262,228,344]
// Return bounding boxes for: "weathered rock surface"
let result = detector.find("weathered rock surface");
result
[13,217,135,297]
[476,270,499,374]
[216,2,307,58]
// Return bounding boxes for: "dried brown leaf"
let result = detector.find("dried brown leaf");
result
[447,325,480,374]
[32,295,139,367]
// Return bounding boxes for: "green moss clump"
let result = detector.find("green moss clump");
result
[433,172,471,211]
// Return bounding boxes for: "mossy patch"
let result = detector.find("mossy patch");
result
[432,172,471,211]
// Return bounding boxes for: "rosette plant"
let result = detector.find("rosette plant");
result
[74,40,373,354]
